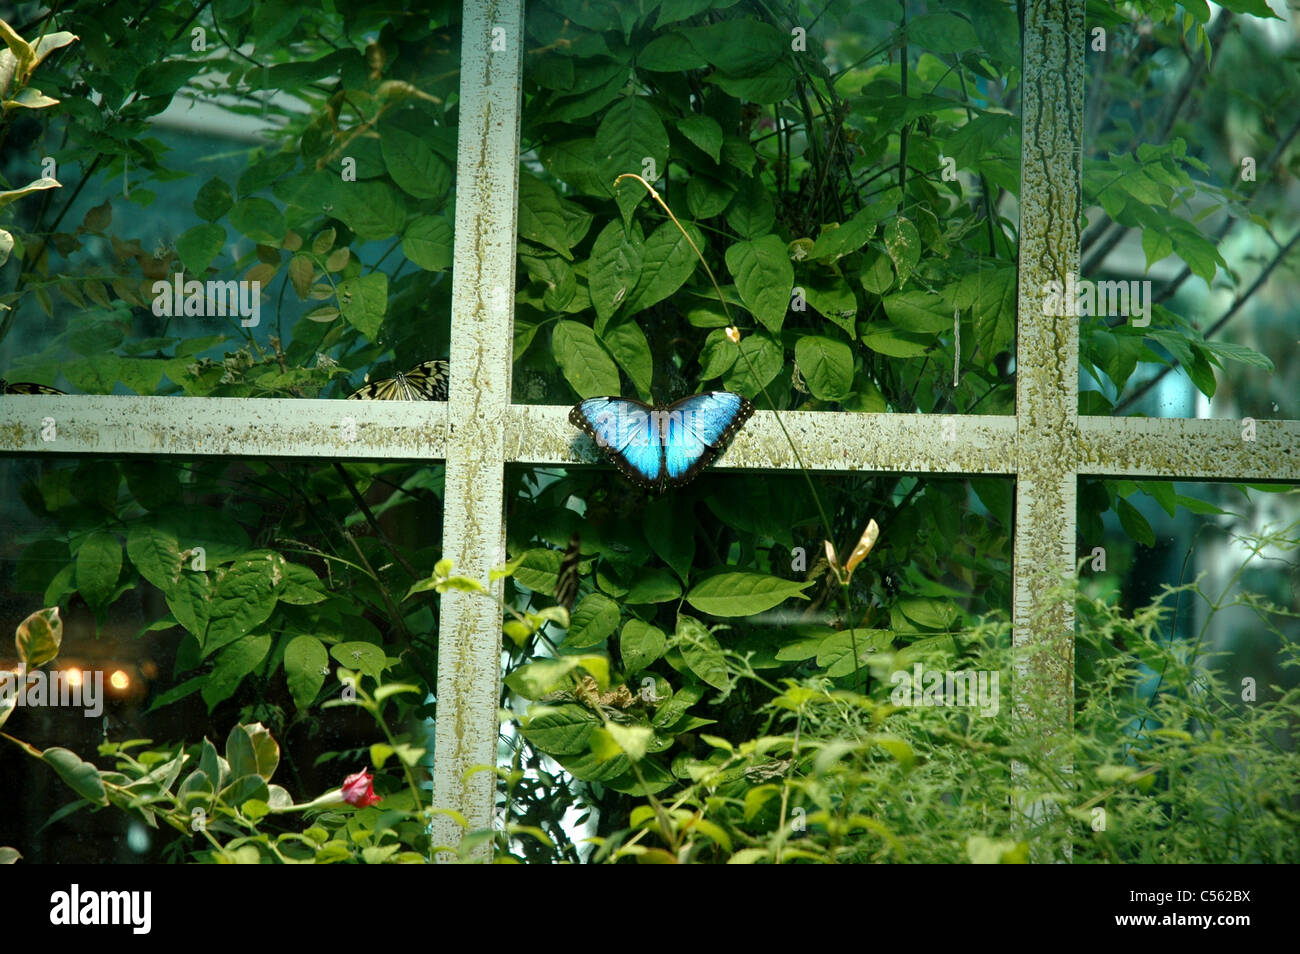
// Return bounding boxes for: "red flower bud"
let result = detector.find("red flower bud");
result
[341,769,382,808]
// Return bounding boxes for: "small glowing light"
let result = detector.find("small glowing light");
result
[110,670,130,691]
[65,668,83,688]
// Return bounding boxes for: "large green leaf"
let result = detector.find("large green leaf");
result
[596,95,669,183]
[726,235,793,333]
[795,335,854,401]
[336,272,388,340]
[686,572,812,617]
[622,220,704,315]
[522,703,601,755]
[284,635,328,710]
[402,215,453,271]
[684,18,785,75]
[721,332,783,394]
[331,180,405,240]
[554,320,621,397]
[676,615,729,689]
[75,532,121,609]
[202,635,272,709]
[588,220,644,324]
[228,197,286,245]
[601,321,653,400]
[380,125,451,200]
[519,171,592,260]
[176,223,226,275]
[203,552,282,656]
[566,592,621,648]
[621,620,667,673]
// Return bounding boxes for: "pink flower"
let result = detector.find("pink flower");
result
[341,769,382,808]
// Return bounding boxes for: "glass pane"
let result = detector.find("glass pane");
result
[0,3,462,400]
[0,456,444,862]
[500,466,1013,861]
[516,1,1020,417]
[1078,11,1295,419]
[1074,479,1299,862]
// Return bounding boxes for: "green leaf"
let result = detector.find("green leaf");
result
[626,568,682,604]
[726,235,793,333]
[1198,339,1273,372]
[14,607,61,668]
[566,592,621,648]
[202,634,272,709]
[643,496,695,581]
[686,572,812,617]
[721,332,783,395]
[381,125,451,200]
[514,548,561,594]
[621,620,667,673]
[522,703,600,754]
[554,320,621,398]
[284,635,328,710]
[176,223,226,274]
[518,171,592,260]
[75,532,121,609]
[596,95,669,183]
[676,615,729,689]
[794,335,854,401]
[1115,497,1155,547]
[883,218,921,284]
[331,180,405,241]
[698,328,739,379]
[686,175,737,219]
[592,723,652,762]
[638,33,707,71]
[883,291,954,333]
[684,18,784,74]
[803,272,857,338]
[859,322,933,358]
[228,197,286,245]
[622,220,704,315]
[402,215,453,271]
[330,641,390,680]
[816,629,892,677]
[203,552,282,656]
[41,746,108,804]
[807,199,888,261]
[194,177,234,222]
[711,62,797,104]
[725,177,775,239]
[678,114,723,162]
[601,321,654,400]
[336,272,388,340]
[166,573,212,641]
[588,220,644,324]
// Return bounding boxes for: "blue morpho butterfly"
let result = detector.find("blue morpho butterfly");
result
[569,392,755,493]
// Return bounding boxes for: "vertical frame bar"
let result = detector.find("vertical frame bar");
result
[1012,0,1085,861]
[432,0,524,861]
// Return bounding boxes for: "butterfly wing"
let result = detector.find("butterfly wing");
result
[569,397,663,491]
[349,359,448,401]
[400,359,450,401]
[1,379,65,395]
[661,391,754,487]
[554,533,582,612]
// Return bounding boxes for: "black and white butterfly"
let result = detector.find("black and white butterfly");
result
[569,392,754,494]
[347,359,449,401]
[554,533,582,612]
[0,379,64,395]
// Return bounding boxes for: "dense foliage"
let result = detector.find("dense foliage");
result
[0,0,1295,863]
